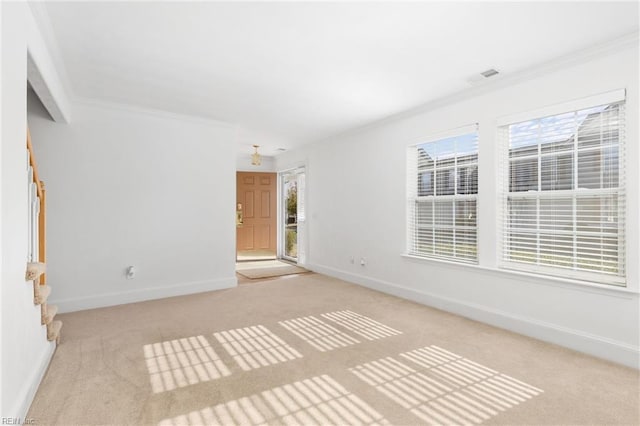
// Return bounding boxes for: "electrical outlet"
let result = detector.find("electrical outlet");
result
[360,258,366,266]
[126,266,136,279]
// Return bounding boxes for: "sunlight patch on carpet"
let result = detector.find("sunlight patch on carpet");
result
[350,346,543,425]
[143,335,230,393]
[279,315,360,352]
[214,325,302,371]
[321,310,402,340]
[157,374,390,426]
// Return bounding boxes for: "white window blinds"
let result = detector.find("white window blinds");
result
[499,92,626,285]
[407,126,479,263]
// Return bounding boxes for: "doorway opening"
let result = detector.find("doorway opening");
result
[280,167,305,264]
[236,172,277,262]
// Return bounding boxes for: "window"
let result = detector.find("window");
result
[407,126,478,263]
[499,91,626,286]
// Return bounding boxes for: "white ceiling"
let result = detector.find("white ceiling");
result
[39,2,638,156]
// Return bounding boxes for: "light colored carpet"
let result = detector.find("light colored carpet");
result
[236,260,308,279]
[28,273,638,425]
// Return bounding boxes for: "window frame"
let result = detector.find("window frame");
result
[497,90,626,287]
[406,125,479,264]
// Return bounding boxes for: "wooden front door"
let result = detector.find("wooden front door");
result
[236,172,277,258]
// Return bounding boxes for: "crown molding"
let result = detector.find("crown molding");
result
[73,96,238,130]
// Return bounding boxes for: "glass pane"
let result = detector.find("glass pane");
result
[417,171,434,196]
[455,200,476,227]
[539,233,574,268]
[577,146,619,189]
[457,153,478,165]
[417,147,434,169]
[577,104,619,149]
[540,138,574,154]
[577,195,618,234]
[455,229,477,260]
[539,111,575,154]
[415,200,433,227]
[434,137,456,168]
[510,158,538,192]
[576,235,619,274]
[508,198,536,230]
[541,153,573,191]
[434,229,454,257]
[415,228,434,255]
[284,177,298,259]
[285,226,297,258]
[457,133,478,165]
[539,198,572,232]
[436,168,455,195]
[457,165,478,194]
[434,201,454,227]
[509,120,539,159]
[507,232,536,264]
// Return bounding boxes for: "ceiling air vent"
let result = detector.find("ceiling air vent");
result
[468,68,500,85]
[480,68,499,78]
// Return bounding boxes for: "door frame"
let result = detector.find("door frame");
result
[235,171,278,262]
[278,165,306,265]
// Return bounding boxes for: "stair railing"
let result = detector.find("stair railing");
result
[26,129,46,285]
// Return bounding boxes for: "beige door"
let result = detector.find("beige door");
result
[236,172,277,260]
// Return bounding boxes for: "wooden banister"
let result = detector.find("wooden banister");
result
[26,129,46,284]
[26,129,43,200]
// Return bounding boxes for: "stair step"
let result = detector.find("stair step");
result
[25,262,46,282]
[47,320,63,343]
[41,304,58,325]
[34,285,51,305]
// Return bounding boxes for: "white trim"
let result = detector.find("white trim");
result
[303,32,638,148]
[402,254,637,297]
[497,88,626,126]
[50,277,237,313]
[500,260,625,287]
[407,128,479,264]
[306,262,640,369]
[73,96,236,130]
[278,163,307,174]
[498,99,626,286]
[10,341,55,422]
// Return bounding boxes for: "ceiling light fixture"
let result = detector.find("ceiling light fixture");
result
[251,144,262,166]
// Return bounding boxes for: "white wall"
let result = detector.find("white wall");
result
[1,1,4,413]
[1,2,56,420]
[25,1,72,124]
[236,154,276,172]
[28,98,238,313]
[277,44,640,368]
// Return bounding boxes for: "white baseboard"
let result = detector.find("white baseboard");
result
[11,340,56,423]
[307,262,640,369]
[51,277,238,313]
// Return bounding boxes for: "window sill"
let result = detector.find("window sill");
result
[401,253,639,298]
